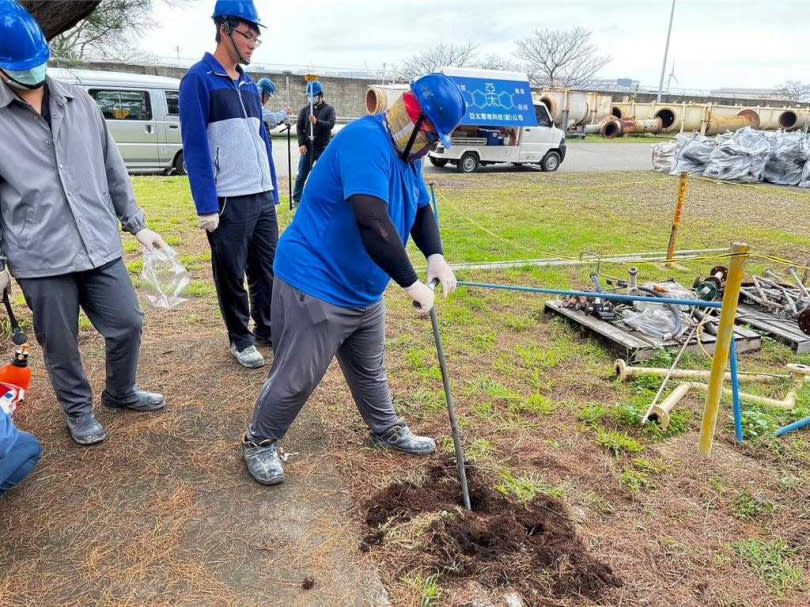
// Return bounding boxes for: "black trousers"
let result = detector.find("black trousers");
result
[207,191,278,351]
[17,258,143,417]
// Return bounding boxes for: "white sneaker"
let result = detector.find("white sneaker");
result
[230,344,265,368]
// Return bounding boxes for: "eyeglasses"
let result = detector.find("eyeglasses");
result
[232,28,262,47]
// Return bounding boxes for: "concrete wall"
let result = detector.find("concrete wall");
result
[79,61,375,120]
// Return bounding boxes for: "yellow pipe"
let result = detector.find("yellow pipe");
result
[650,377,802,430]
[614,359,789,384]
[699,243,749,457]
[649,383,692,429]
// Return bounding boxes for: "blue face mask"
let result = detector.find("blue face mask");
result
[3,62,48,90]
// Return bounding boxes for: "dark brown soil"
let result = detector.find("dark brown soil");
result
[362,459,621,605]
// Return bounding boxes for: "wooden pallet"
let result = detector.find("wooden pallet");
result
[736,303,810,354]
[544,300,762,362]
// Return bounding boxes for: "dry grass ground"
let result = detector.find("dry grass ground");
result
[1,170,809,606]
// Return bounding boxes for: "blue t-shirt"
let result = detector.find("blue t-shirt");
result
[275,115,430,308]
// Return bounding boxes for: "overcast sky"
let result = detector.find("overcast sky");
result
[140,0,809,91]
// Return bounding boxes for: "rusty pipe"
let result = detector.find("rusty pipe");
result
[704,110,760,135]
[600,117,662,138]
[365,85,409,115]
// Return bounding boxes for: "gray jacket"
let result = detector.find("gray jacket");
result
[0,77,146,278]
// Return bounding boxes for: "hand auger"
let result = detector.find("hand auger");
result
[414,279,471,510]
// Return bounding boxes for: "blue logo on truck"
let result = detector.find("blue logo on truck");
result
[448,76,539,127]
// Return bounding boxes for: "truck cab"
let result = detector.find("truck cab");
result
[427,68,566,173]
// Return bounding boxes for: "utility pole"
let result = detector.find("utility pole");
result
[657,0,676,103]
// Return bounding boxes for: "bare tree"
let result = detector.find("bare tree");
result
[20,1,102,39]
[777,80,810,103]
[49,0,154,64]
[398,42,478,80]
[474,54,525,73]
[515,27,610,88]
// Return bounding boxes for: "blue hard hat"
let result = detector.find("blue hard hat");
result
[212,0,264,27]
[0,0,50,71]
[257,78,276,98]
[306,81,324,98]
[410,73,466,149]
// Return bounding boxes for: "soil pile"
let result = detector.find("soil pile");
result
[363,459,621,604]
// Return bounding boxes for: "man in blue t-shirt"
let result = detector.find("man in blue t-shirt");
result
[241,74,467,486]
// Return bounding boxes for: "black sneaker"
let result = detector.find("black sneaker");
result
[102,389,166,412]
[66,412,107,446]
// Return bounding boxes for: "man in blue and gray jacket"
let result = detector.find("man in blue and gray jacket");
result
[179,0,279,369]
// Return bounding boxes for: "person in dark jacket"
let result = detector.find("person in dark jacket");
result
[0,1,167,446]
[291,81,336,205]
[179,0,280,369]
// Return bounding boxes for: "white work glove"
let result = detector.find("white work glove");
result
[135,228,167,252]
[0,268,11,295]
[426,254,457,298]
[198,213,220,233]
[405,280,435,317]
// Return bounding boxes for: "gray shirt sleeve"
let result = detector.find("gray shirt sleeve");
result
[94,103,146,235]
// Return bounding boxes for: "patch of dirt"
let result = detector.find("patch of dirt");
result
[362,459,621,605]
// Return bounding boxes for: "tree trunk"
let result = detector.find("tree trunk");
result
[19,1,102,40]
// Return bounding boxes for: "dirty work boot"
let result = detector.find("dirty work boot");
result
[242,432,285,485]
[66,411,107,446]
[102,389,166,412]
[371,419,436,455]
[230,344,265,368]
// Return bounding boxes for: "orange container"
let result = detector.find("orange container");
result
[0,344,31,403]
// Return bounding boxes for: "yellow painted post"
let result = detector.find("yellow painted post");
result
[698,242,749,457]
[666,172,689,267]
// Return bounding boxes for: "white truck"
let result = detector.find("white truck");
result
[427,67,566,173]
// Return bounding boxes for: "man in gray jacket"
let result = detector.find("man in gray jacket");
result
[0,1,168,445]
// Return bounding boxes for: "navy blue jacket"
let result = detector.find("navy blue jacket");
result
[179,53,279,215]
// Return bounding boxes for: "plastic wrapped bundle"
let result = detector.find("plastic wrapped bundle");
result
[652,140,678,173]
[670,133,715,175]
[801,158,810,188]
[762,133,810,186]
[703,127,772,183]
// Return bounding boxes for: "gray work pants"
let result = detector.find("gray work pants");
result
[250,278,399,440]
[17,258,144,417]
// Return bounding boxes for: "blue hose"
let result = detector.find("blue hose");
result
[775,416,810,437]
[457,280,722,309]
[730,338,744,443]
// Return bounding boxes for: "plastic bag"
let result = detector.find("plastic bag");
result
[622,306,679,339]
[763,133,810,186]
[652,141,678,173]
[703,127,772,183]
[141,246,190,309]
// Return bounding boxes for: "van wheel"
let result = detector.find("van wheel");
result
[429,157,449,168]
[540,151,561,172]
[173,151,187,176]
[457,152,479,173]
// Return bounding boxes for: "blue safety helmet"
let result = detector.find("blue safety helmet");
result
[0,0,50,71]
[306,81,324,98]
[257,78,276,99]
[212,0,264,27]
[410,73,466,149]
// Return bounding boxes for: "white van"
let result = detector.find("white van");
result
[428,67,566,173]
[49,68,184,175]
